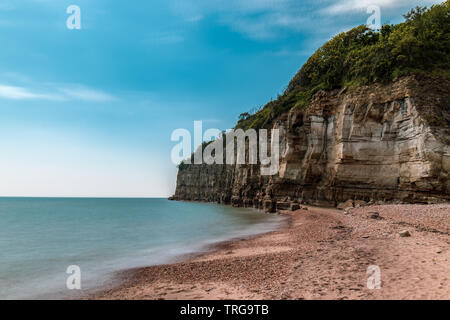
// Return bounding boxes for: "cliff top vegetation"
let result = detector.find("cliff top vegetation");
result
[236,1,450,130]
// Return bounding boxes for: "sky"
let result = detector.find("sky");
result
[0,0,443,197]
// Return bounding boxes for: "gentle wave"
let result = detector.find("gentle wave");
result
[0,198,284,299]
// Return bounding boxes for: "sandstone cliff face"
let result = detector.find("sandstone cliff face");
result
[173,76,450,210]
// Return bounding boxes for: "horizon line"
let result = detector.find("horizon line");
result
[0,196,171,199]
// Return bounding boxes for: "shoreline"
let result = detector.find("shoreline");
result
[86,210,291,299]
[91,203,449,300]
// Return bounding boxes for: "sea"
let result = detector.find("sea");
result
[0,197,283,299]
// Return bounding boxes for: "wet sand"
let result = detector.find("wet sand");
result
[92,204,449,300]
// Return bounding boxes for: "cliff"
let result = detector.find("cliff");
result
[172,3,450,210]
[172,75,450,210]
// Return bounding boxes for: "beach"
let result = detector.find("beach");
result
[93,203,449,300]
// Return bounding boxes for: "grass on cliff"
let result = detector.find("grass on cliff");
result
[236,1,450,130]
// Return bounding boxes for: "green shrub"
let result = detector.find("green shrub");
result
[236,1,450,130]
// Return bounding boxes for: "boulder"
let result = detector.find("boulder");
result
[354,200,367,208]
[264,200,276,213]
[399,230,411,237]
[337,200,354,210]
[276,202,291,211]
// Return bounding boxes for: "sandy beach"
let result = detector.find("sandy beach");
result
[93,204,449,300]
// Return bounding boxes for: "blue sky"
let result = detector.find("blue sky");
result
[0,0,442,197]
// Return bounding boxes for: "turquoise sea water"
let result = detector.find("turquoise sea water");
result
[0,198,283,299]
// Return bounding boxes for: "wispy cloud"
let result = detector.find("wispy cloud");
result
[171,0,309,40]
[143,32,184,45]
[220,11,307,40]
[0,85,62,100]
[322,0,442,15]
[170,0,444,40]
[58,85,116,102]
[0,81,116,102]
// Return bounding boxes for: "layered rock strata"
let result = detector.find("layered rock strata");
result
[172,76,450,211]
